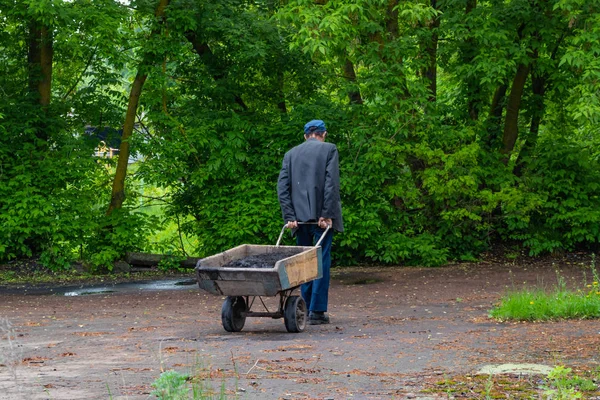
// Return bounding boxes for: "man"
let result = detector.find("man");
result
[277,119,344,325]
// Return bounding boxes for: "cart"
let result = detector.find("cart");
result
[195,224,329,333]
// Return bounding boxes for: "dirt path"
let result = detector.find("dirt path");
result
[1,258,599,399]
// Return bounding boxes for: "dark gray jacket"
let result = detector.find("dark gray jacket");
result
[277,138,344,232]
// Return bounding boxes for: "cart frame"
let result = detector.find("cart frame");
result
[196,224,330,333]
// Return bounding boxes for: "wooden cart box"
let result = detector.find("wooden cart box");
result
[195,244,323,296]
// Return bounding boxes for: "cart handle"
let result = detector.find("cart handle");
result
[275,222,331,247]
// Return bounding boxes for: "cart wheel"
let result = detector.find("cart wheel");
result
[283,295,307,333]
[222,296,246,332]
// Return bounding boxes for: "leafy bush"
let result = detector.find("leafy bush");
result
[85,209,159,271]
[543,366,584,399]
[0,116,101,269]
[151,370,189,400]
[500,135,600,255]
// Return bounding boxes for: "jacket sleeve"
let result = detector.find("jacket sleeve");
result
[277,153,296,222]
[321,145,340,219]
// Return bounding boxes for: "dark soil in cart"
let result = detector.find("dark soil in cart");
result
[221,249,303,269]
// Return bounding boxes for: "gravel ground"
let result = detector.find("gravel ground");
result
[1,254,599,399]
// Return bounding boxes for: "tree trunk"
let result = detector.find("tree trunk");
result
[343,59,363,105]
[276,70,288,113]
[512,29,567,175]
[386,0,399,38]
[421,0,440,103]
[106,0,169,215]
[489,84,507,121]
[185,32,248,111]
[513,72,545,176]
[27,21,42,97]
[38,25,53,110]
[463,0,480,120]
[107,72,147,214]
[27,20,53,141]
[367,0,412,99]
[466,0,476,16]
[502,63,529,159]
[479,84,507,150]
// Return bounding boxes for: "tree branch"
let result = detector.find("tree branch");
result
[501,63,530,159]
[62,45,98,101]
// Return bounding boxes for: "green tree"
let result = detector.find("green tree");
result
[0,0,152,268]
[1,0,599,270]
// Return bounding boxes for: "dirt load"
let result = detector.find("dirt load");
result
[221,249,303,269]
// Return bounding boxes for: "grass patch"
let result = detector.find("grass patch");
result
[543,365,598,399]
[149,364,237,400]
[490,268,600,322]
[422,374,539,399]
[420,366,600,399]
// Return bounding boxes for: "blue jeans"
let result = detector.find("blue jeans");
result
[296,224,333,313]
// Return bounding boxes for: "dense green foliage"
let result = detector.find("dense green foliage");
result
[1,0,599,270]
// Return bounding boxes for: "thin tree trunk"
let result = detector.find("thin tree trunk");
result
[107,72,147,214]
[421,0,440,103]
[38,25,53,110]
[386,0,399,38]
[466,0,476,17]
[107,0,169,215]
[513,72,545,176]
[513,29,565,176]
[276,70,288,113]
[27,20,53,141]
[481,83,507,149]
[316,0,362,106]
[343,59,363,105]
[185,32,248,111]
[486,22,526,146]
[27,21,42,97]
[502,63,529,159]
[489,84,507,121]
[499,22,528,157]
[23,18,53,254]
[464,0,480,120]
[368,0,411,99]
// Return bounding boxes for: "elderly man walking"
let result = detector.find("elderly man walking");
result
[277,119,344,325]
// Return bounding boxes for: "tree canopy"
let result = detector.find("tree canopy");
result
[1,0,599,270]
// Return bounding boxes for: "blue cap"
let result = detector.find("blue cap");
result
[304,120,326,135]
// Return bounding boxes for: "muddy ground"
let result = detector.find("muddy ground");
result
[1,253,599,399]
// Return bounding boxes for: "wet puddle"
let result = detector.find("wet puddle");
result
[62,279,198,296]
[64,288,116,296]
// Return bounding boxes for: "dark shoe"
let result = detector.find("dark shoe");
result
[308,312,330,325]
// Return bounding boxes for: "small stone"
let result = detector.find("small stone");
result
[477,363,553,375]
[113,260,130,273]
